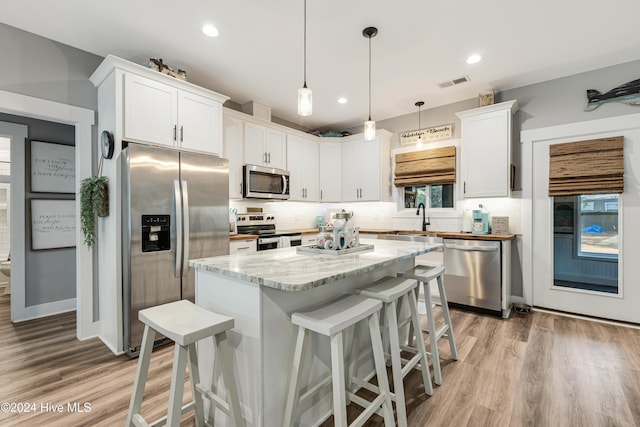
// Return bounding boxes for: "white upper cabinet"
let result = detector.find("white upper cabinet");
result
[287,134,319,201]
[123,71,225,155]
[319,142,342,202]
[222,111,245,199]
[341,130,392,202]
[177,90,222,154]
[244,122,286,170]
[124,74,178,147]
[456,100,518,198]
[92,56,228,156]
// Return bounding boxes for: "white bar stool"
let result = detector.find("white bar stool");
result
[126,300,245,427]
[356,276,434,427]
[400,265,458,386]
[283,294,395,427]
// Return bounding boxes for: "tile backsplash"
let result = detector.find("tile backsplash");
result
[230,193,522,234]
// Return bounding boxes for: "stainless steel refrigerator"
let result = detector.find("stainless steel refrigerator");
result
[122,142,229,356]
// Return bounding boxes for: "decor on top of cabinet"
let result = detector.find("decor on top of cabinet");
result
[584,78,640,111]
[478,90,495,107]
[148,58,187,80]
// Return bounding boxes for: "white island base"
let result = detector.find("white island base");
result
[196,259,412,427]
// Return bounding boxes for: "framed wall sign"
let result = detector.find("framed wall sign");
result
[400,124,453,146]
[30,199,76,250]
[30,140,75,193]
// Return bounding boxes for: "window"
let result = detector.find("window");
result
[577,194,618,260]
[403,184,454,209]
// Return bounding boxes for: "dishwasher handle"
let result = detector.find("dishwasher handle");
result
[445,243,499,252]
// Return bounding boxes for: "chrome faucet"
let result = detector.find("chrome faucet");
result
[416,203,430,231]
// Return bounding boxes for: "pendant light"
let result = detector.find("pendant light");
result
[297,0,312,116]
[363,26,378,140]
[415,101,424,148]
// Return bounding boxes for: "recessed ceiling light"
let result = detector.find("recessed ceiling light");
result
[466,54,482,64]
[337,97,348,104]
[202,24,219,37]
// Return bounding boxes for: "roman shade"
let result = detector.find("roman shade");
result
[394,146,456,187]
[548,136,624,196]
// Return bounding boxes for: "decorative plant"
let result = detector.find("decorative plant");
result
[80,175,109,248]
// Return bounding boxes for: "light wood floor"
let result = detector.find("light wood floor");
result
[2,290,640,426]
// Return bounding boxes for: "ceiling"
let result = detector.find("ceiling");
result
[3,0,640,132]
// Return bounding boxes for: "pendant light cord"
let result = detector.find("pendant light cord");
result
[368,34,372,120]
[303,0,307,88]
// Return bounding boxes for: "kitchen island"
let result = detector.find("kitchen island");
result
[189,238,442,427]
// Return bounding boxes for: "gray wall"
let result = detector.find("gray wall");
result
[346,58,640,190]
[0,22,102,110]
[0,112,76,306]
[0,23,103,307]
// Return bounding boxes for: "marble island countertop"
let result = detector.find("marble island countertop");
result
[190,239,442,292]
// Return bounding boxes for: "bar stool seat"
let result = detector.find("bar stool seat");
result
[284,294,395,427]
[356,277,433,427]
[126,300,245,427]
[400,264,458,386]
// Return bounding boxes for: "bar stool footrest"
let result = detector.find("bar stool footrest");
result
[196,383,231,417]
[348,393,387,426]
[132,401,196,427]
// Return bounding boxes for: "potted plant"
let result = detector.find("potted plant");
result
[80,175,109,248]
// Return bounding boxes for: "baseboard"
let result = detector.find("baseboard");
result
[532,307,640,330]
[99,335,125,356]
[12,298,75,322]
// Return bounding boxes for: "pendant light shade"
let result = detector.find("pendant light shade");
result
[364,120,376,141]
[363,26,378,140]
[297,0,312,116]
[298,85,312,116]
[415,101,424,148]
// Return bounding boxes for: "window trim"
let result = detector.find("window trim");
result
[574,194,619,262]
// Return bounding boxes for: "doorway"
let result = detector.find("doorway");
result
[522,114,640,324]
[0,122,26,305]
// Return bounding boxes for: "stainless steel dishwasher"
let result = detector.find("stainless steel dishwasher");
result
[443,238,502,317]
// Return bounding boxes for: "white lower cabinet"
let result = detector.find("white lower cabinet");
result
[230,239,257,254]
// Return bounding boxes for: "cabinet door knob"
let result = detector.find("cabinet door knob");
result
[180,126,184,142]
[173,125,177,142]
[268,152,271,164]
[264,152,267,163]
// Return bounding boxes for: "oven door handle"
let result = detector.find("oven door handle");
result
[259,237,281,244]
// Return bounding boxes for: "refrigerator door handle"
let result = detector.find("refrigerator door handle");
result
[174,179,183,278]
[181,180,190,276]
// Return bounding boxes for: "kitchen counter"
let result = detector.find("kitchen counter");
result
[229,233,258,241]
[435,232,516,241]
[190,238,442,292]
[281,227,515,240]
[190,239,441,426]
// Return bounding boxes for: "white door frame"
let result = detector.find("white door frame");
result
[522,112,640,323]
[0,89,97,340]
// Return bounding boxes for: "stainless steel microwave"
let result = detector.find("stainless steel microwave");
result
[243,164,290,199]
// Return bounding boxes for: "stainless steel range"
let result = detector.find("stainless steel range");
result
[236,213,302,251]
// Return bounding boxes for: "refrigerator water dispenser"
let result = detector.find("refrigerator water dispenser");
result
[141,215,171,252]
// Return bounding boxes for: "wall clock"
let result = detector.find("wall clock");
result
[101,130,114,159]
